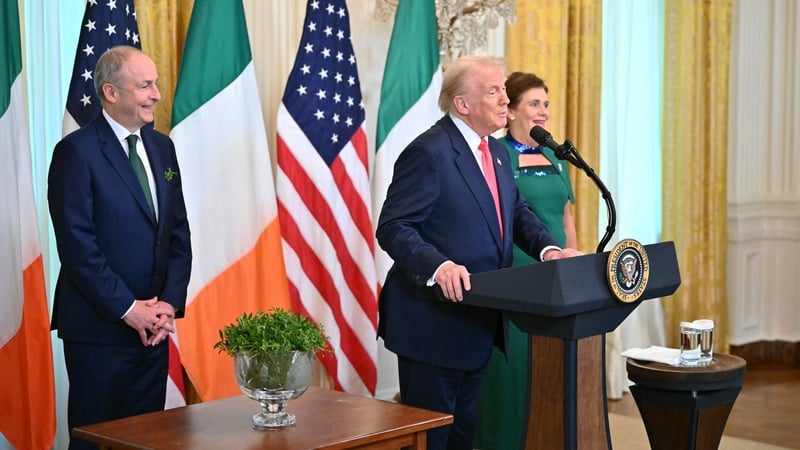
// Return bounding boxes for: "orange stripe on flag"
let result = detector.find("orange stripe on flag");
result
[0,256,56,450]
[178,220,291,401]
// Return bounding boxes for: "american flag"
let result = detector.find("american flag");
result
[62,0,187,408]
[276,0,378,396]
[63,0,140,132]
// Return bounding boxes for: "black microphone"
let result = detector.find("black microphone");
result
[529,126,578,165]
[529,125,564,157]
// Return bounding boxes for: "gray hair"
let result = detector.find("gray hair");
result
[93,46,140,103]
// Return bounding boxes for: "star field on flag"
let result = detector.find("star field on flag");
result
[65,0,140,128]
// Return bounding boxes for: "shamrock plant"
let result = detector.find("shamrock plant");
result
[214,308,328,357]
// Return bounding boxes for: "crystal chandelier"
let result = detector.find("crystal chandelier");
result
[375,0,517,67]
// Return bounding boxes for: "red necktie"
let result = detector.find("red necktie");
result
[478,138,503,237]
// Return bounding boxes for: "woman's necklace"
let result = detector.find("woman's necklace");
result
[506,133,542,154]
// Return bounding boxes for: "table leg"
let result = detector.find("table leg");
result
[630,384,742,450]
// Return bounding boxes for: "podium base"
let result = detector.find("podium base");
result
[525,335,611,450]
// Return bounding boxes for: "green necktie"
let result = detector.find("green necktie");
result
[126,134,155,220]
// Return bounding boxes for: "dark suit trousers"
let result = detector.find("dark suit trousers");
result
[64,340,168,450]
[398,356,488,450]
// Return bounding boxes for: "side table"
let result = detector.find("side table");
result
[72,386,453,449]
[626,353,746,450]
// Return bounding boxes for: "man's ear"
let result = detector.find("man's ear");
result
[454,95,469,115]
[101,83,117,103]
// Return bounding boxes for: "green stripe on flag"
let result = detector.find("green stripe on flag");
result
[171,0,252,127]
[0,0,22,114]
[375,0,440,150]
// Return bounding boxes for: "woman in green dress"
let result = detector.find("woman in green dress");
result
[474,72,577,449]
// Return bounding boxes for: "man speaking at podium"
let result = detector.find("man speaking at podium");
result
[376,55,581,450]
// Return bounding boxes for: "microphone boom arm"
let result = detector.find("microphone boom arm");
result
[559,140,616,253]
[529,126,616,252]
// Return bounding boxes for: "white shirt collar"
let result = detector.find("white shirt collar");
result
[103,110,141,149]
[450,115,484,154]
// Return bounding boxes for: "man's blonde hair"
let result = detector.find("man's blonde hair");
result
[438,55,507,114]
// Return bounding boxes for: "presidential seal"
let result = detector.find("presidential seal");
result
[606,239,649,303]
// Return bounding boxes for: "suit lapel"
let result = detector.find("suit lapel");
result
[489,137,514,239]
[96,116,157,226]
[440,117,504,248]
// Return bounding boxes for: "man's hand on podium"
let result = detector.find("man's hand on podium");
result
[435,261,471,302]
[542,247,584,262]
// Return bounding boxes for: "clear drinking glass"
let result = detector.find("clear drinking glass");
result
[693,319,714,365]
[679,322,702,366]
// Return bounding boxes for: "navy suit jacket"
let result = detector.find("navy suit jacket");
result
[376,115,558,371]
[48,114,192,346]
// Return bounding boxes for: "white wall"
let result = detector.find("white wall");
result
[727,0,800,345]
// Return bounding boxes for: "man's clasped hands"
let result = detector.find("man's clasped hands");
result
[122,298,176,346]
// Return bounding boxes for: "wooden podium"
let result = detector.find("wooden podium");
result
[462,241,681,450]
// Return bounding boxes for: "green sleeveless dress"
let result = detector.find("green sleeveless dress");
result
[473,135,574,450]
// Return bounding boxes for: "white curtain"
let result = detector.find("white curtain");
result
[600,0,666,399]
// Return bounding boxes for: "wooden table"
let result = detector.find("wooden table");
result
[73,386,453,449]
[626,353,747,450]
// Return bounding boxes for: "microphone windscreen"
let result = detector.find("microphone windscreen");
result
[529,125,557,150]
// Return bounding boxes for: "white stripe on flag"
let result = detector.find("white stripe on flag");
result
[276,0,378,396]
[280,242,369,395]
[276,118,376,394]
[171,64,276,304]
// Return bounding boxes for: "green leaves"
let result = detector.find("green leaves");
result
[214,307,328,356]
[163,168,177,181]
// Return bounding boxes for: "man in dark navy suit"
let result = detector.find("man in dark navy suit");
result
[48,46,191,450]
[376,55,580,450]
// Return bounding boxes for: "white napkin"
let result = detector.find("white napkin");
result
[621,346,682,366]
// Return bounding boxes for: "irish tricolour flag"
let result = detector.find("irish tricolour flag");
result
[169,0,291,402]
[0,0,56,447]
[373,0,443,285]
